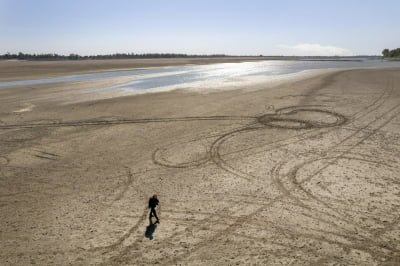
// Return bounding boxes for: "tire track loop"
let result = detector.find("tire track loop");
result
[120,77,395,264]
[215,77,394,187]
[154,105,333,176]
[44,73,399,263]
[219,79,394,163]
[154,77,398,264]
[206,90,390,185]
[111,75,398,264]
[79,75,394,264]
[205,80,392,181]
[208,105,347,182]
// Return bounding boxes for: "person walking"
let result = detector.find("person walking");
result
[148,194,160,223]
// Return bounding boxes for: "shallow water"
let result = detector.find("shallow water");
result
[1,59,400,90]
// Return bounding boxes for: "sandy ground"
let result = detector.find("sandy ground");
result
[1,64,400,265]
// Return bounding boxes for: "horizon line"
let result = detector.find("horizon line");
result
[0,52,382,58]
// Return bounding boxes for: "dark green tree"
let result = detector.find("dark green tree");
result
[382,49,390,57]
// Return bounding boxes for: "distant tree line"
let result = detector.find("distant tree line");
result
[0,52,229,61]
[382,48,400,58]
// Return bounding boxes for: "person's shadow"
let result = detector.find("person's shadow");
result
[145,218,158,240]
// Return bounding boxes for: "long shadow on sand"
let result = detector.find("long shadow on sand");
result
[145,219,158,240]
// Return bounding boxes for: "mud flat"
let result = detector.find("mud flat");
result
[0,57,274,82]
[1,66,400,265]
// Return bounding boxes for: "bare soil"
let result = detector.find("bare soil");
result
[1,65,400,265]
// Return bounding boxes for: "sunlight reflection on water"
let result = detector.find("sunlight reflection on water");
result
[1,59,400,91]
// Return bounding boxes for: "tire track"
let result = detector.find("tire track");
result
[63,73,400,263]
[218,78,393,162]
[146,75,398,264]
[0,115,254,130]
[267,104,400,257]
[271,100,400,210]
[109,76,395,263]
[207,77,394,188]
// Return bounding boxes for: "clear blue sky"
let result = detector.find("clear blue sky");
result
[1,0,399,56]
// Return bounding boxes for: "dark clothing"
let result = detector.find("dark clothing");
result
[148,197,159,221]
[148,197,159,209]
[149,207,159,220]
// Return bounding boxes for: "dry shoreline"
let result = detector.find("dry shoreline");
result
[1,66,400,265]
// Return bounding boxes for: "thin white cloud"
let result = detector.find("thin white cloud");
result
[278,43,353,56]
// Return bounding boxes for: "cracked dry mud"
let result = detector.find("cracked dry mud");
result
[1,68,400,265]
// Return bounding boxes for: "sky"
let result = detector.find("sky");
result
[0,0,399,56]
